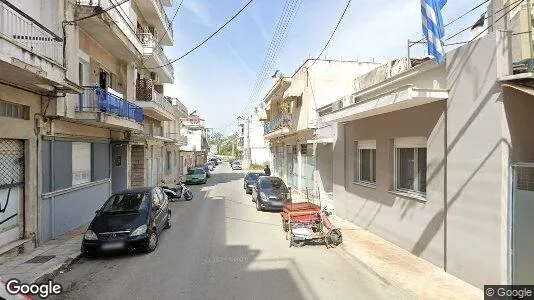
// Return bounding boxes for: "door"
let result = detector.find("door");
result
[111,144,127,193]
[511,164,534,285]
[0,139,24,247]
[152,188,166,232]
[78,59,91,110]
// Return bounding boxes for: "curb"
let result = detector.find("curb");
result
[338,242,393,287]
[33,251,83,284]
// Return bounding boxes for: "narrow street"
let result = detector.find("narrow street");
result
[46,162,403,300]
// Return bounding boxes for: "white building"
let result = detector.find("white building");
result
[238,114,270,168]
[180,114,209,171]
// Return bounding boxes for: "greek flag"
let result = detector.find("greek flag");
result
[421,0,447,64]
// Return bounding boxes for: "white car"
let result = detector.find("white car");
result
[231,161,242,170]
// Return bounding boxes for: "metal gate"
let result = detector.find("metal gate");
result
[0,139,24,246]
[511,163,534,285]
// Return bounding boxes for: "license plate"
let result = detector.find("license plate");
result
[101,242,125,251]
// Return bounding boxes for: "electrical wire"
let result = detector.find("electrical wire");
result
[470,0,524,42]
[144,0,255,70]
[142,0,185,64]
[65,0,131,24]
[308,0,352,68]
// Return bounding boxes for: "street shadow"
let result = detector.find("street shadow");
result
[48,165,313,300]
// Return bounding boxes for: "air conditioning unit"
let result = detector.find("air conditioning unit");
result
[150,72,159,82]
[332,98,345,112]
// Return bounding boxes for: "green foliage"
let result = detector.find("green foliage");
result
[248,164,264,170]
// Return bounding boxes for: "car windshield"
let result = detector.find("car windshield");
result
[188,168,205,175]
[246,173,263,180]
[100,192,149,214]
[260,178,287,192]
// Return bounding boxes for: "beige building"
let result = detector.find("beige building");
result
[317,31,534,288]
[262,60,381,201]
[0,0,181,255]
[180,114,209,172]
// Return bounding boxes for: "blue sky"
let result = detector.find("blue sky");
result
[163,0,488,134]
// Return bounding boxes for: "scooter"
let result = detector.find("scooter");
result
[162,179,193,201]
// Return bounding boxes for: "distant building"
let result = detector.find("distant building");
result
[238,114,270,168]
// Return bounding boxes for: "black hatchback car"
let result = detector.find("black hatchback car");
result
[243,172,265,194]
[81,187,171,257]
[251,176,292,211]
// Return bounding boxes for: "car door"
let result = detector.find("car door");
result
[155,188,169,232]
[151,189,164,233]
[252,180,259,202]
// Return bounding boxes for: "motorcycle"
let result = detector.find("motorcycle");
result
[162,179,193,201]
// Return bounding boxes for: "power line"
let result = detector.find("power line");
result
[65,0,131,24]
[308,0,352,68]
[470,0,524,42]
[144,0,256,70]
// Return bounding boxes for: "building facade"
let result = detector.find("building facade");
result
[0,0,182,253]
[238,114,269,168]
[262,60,381,201]
[317,31,534,288]
[180,114,209,172]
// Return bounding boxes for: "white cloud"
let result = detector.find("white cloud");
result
[225,42,256,78]
[183,0,212,28]
[250,8,271,44]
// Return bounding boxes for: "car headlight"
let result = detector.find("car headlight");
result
[84,230,98,241]
[260,192,267,201]
[130,224,147,236]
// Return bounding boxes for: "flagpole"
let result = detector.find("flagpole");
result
[527,0,533,58]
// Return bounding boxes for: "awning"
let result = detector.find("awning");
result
[502,83,534,96]
[322,85,449,123]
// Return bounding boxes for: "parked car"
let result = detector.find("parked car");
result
[202,164,211,178]
[186,167,208,184]
[231,161,242,170]
[205,161,215,171]
[81,187,171,257]
[252,176,292,211]
[243,172,265,194]
[209,158,219,166]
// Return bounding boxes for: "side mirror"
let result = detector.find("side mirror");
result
[95,210,100,214]
[152,205,160,212]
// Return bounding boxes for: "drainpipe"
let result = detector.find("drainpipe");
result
[527,0,533,58]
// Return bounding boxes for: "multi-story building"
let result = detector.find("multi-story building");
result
[261,60,381,201]
[0,0,83,252]
[237,114,269,168]
[0,0,178,252]
[316,30,534,288]
[180,114,209,171]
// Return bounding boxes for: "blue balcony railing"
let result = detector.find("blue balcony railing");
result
[77,87,144,123]
[264,113,292,135]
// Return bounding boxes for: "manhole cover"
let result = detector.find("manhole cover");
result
[25,255,55,264]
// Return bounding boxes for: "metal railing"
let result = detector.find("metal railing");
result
[264,113,292,135]
[0,0,63,65]
[155,0,172,37]
[156,47,174,77]
[153,90,175,114]
[77,87,144,123]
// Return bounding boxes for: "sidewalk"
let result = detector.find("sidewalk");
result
[0,226,85,284]
[331,215,484,299]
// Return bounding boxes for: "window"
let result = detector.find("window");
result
[72,142,92,185]
[394,137,427,196]
[166,151,171,170]
[356,140,376,185]
[0,100,29,120]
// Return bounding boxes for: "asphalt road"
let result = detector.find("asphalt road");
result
[46,162,403,300]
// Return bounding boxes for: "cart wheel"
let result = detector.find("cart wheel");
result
[282,219,289,232]
[327,229,343,246]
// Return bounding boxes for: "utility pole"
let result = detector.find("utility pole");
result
[247,117,251,167]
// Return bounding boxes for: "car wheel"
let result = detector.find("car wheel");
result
[144,230,158,253]
[255,199,261,211]
[282,219,289,232]
[164,212,171,229]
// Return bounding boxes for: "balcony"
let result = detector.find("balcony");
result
[137,32,155,55]
[76,0,144,61]
[133,0,173,45]
[264,113,292,139]
[75,87,144,131]
[136,79,175,121]
[0,0,81,94]
[143,47,174,83]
